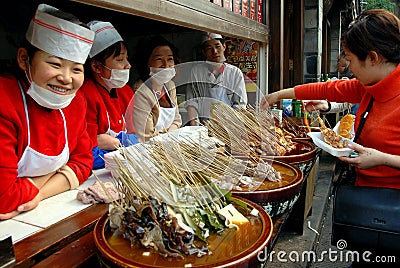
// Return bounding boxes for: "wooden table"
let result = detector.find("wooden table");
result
[12,203,108,268]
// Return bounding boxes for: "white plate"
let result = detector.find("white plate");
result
[307,132,355,157]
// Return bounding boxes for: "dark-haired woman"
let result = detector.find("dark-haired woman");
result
[125,36,182,142]
[78,21,137,169]
[262,9,400,190]
[0,4,95,219]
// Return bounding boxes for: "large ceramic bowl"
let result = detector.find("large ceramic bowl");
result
[232,160,303,217]
[267,139,318,179]
[94,196,273,268]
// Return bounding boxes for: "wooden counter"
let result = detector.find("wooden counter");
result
[13,203,108,268]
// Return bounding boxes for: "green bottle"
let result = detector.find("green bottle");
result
[292,99,302,117]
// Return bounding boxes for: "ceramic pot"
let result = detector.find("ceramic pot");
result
[232,160,303,217]
[267,140,318,180]
[93,196,273,268]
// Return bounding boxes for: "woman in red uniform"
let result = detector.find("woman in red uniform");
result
[78,21,137,169]
[0,4,95,219]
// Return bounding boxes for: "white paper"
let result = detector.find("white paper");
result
[12,190,92,228]
[0,219,42,244]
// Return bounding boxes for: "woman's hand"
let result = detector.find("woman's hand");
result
[97,133,120,150]
[303,100,330,112]
[260,92,281,111]
[338,143,386,169]
[168,124,179,132]
[339,143,400,170]
[0,192,43,220]
[260,88,296,111]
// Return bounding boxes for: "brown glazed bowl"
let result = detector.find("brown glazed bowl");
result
[94,196,273,268]
[271,140,316,165]
[232,160,303,217]
[266,139,318,180]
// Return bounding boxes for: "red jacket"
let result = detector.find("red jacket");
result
[78,78,134,146]
[0,75,93,213]
[295,65,400,190]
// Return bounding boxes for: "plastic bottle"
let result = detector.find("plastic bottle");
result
[292,99,302,117]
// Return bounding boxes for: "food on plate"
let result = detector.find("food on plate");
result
[318,117,349,149]
[338,114,355,139]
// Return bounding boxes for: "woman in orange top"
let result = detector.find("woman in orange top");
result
[262,9,400,190]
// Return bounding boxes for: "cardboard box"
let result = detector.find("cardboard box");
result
[281,99,293,116]
[271,108,283,124]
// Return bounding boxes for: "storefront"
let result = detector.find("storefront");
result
[0,0,269,111]
[0,2,369,268]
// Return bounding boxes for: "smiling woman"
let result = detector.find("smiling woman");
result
[0,3,95,220]
[124,35,182,142]
[261,9,400,189]
[20,50,84,109]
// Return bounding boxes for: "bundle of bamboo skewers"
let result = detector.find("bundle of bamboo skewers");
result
[106,132,281,209]
[204,104,296,162]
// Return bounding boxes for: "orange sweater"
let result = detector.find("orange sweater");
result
[295,65,400,190]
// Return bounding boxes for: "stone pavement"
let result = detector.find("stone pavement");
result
[265,151,351,268]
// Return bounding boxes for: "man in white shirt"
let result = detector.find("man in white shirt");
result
[185,32,247,125]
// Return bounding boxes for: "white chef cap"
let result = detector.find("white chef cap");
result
[201,32,223,44]
[87,21,123,58]
[25,4,95,64]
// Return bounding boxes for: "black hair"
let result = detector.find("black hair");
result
[202,38,225,51]
[341,9,400,63]
[85,41,127,77]
[134,35,180,82]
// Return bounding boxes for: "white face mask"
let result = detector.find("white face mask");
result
[27,81,76,109]
[101,65,130,89]
[24,65,75,110]
[149,67,176,85]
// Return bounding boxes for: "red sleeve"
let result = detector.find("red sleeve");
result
[0,77,39,213]
[78,80,106,146]
[294,79,363,104]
